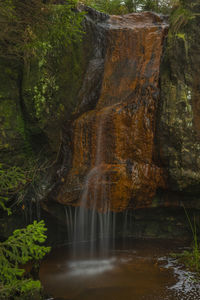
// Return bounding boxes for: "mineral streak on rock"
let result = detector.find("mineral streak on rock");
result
[57,11,168,211]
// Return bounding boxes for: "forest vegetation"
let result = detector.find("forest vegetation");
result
[0,0,199,299]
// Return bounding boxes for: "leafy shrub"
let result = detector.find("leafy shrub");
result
[82,0,181,15]
[85,0,128,14]
[0,220,51,299]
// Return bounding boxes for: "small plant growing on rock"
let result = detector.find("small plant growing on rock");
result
[171,207,200,275]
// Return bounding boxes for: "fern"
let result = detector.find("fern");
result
[0,220,50,299]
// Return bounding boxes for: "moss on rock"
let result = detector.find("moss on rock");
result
[0,58,31,165]
[157,0,200,197]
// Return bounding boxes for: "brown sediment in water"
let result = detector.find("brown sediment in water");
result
[39,239,200,300]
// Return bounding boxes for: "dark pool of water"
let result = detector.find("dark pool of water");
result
[39,239,200,300]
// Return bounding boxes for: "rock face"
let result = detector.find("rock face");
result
[2,2,200,238]
[157,0,200,207]
[56,10,168,212]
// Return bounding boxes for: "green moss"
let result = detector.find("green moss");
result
[176,32,185,40]
[22,34,89,152]
[0,98,33,164]
[0,54,34,166]
[159,0,200,194]
[170,6,194,33]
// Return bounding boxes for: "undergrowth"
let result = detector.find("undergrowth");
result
[171,207,200,275]
[0,220,51,300]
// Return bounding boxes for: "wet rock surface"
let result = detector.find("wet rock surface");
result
[56,10,168,211]
[2,1,200,238]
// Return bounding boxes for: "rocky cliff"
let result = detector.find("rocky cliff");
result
[157,0,200,209]
[1,2,200,238]
[55,9,168,212]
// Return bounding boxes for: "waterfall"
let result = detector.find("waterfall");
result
[63,110,120,255]
[57,11,168,242]
[64,206,133,252]
[64,206,117,254]
[64,206,74,242]
[75,112,106,252]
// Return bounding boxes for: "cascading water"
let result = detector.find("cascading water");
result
[57,10,169,259]
[65,110,118,255]
[64,105,134,251]
[64,205,132,258]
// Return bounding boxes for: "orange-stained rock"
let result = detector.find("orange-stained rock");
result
[56,11,168,211]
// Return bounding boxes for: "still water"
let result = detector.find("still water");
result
[40,239,200,300]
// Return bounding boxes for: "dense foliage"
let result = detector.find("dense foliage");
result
[83,0,180,15]
[0,0,85,138]
[28,2,84,126]
[0,220,50,299]
[0,0,84,62]
[0,2,83,298]
[0,0,85,213]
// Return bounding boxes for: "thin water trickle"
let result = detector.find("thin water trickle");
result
[64,206,74,242]
[64,205,118,257]
[64,109,118,256]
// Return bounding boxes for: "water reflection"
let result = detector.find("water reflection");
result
[40,239,200,300]
[67,258,116,277]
